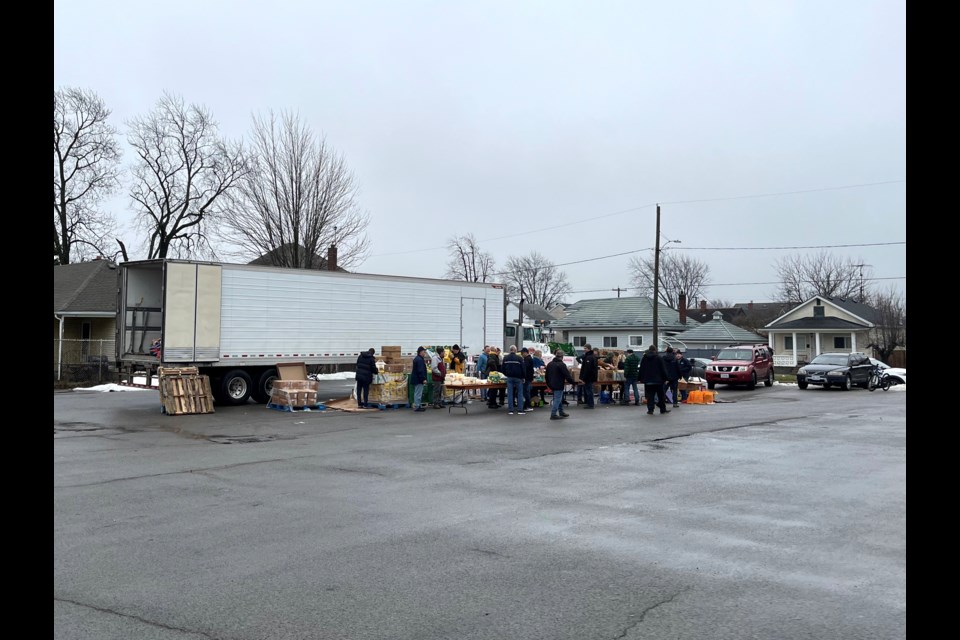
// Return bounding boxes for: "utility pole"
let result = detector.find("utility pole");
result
[652,204,661,350]
[612,287,623,298]
[516,284,525,349]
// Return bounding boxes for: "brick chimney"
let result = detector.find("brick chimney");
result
[327,244,338,271]
[678,293,687,324]
[700,299,707,311]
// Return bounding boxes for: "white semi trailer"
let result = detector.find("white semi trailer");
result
[116,259,507,405]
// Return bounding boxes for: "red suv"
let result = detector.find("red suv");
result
[705,344,774,390]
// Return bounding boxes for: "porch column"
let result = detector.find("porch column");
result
[815,333,821,356]
[792,331,798,367]
[851,332,857,352]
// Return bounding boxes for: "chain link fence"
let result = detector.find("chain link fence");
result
[54,339,116,387]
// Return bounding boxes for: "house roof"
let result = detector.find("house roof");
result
[549,297,690,330]
[248,243,349,272]
[54,260,118,315]
[517,302,558,322]
[766,296,877,330]
[767,316,869,331]
[685,307,744,324]
[672,312,768,344]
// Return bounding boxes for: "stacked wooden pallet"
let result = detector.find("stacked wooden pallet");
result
[158,367,215,415]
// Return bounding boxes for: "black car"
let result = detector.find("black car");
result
[797,352,873,390]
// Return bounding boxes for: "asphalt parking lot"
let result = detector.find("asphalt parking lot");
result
[54,383,906,640]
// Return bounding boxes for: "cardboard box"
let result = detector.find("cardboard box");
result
[270,380,319,407]
[277,362,308,381]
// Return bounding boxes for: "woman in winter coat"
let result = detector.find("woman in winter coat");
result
[355,348,377,408]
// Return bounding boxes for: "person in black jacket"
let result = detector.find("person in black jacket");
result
[639,344,670,414]
[521,348,536,411]
[501,345,526,414]
[676,350,693,402]
[411,347,428,411]
[662,346,682,408]
[579,344,599,409]
[355,348,377,408]
[486,347,504,409]
[545,349,574,419]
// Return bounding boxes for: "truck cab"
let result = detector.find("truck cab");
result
[504,322,550,354]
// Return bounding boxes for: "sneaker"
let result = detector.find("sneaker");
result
[550,415,561,420]
[661,409,671,414]
[673,403,680,408]
[559,412,570,417]
[508,411,514,415]
[517,411,526,415]
[647,410,654,415]
[414,407,426,412]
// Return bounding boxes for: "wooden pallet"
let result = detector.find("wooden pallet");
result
[159,368,215,415]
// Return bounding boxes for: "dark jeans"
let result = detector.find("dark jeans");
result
[666,379,679,405]
[644,383,667,412]
[582,382,595,407]
[356,381,370,406]
[488,385,505,407]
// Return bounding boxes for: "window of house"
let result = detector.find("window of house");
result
[603,337,618,348]
[833,336,849,349]
[784,336,793,349]
[572,336,587,347]
[628,335,644,346]
[813,306,825,318]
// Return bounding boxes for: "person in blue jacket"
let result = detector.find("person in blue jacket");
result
[411,347,428,412]
[500,345,527,414]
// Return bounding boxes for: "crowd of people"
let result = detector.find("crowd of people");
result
[401,343,697,419]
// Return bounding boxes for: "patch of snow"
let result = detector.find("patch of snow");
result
[74,383,153,392]
[310,372,358,381]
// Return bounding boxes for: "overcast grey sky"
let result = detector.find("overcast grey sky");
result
[54,0,906,305]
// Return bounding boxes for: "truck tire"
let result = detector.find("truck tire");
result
[252,368,278,404]
[221,370,253,405]
[747,372,757,390]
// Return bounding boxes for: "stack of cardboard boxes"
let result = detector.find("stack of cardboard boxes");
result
[378,345,409,373]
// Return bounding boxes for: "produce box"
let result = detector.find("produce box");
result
[369,372,409,404]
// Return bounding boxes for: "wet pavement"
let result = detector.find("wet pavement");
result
[54,383,906,640]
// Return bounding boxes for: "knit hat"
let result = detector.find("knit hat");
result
[647,345,657,353]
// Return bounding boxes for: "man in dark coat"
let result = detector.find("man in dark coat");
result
[545,349,574,419]
[486,347,504,409]
[355,348,377,408]
[662,346,682,408]
[676,350,693,402]
[521,347,536,411]
[501,345,527,414]
[411,347,428,411]
[639,344,670,414]
[579,344,599,409]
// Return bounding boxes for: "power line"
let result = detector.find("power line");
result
[565,275,906,295]
[367,179,905,258]
[484,241,905,279]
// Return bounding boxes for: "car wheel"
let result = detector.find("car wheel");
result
[747,372,757,390]
[764,370,773,387]
[798,382,808,390]
[841,375,852,391]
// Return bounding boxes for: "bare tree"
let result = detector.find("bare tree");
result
[774,251,872,303]
[220,110,369,270]
[127,92,248,259]
[54,88,122,264]
[445,233,496,282]
[865,285,906,362]
[628,252,710,308]
[502,252,570,308]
